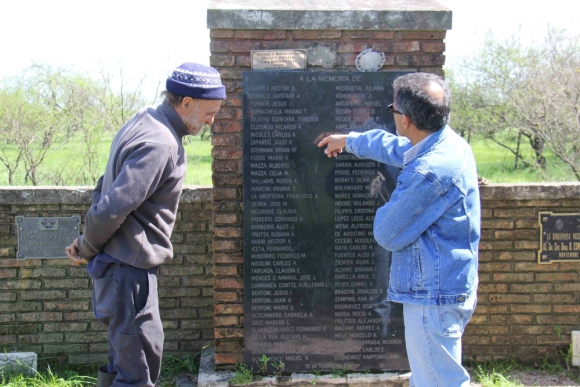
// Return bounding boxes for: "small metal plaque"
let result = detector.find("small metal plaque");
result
[16,216,81,260]
[538,212,580,263]
[251,49,307,71]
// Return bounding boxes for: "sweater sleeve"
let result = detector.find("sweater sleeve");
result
[91,175,103,205]
[78,142,172,260]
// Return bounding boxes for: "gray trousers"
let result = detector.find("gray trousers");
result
[92,263,163,387]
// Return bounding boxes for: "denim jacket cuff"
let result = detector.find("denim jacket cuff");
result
[346,132,362,154]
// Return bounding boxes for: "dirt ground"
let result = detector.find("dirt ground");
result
[178,369,580,387]
[469,369,580,386]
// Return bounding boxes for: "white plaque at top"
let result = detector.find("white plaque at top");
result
[251,49,307,71]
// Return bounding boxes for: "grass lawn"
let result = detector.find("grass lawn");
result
[470,137,577,183]
[0,134,213,186]
[182,136,213,186]
[4,354,578,387]
[0,353,200,387]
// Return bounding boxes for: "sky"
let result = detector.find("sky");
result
[442,0,580,68]
[0,0,579,97]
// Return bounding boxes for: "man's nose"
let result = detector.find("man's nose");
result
[206,115,215,125]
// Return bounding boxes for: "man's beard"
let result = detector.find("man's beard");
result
[186,118,204,135]
[185,105,204,135]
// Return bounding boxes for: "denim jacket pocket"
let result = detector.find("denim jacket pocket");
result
[411,244,424,290]
[394,243,424,293]
[393,248,409,292]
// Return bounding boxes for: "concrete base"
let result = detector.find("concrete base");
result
[0,352,37,375]
[198,346,410,387]
[572,331,580,367]
[198,346,236,387]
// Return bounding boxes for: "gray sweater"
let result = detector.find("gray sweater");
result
[78,101,188,269]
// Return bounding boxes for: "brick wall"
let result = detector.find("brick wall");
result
[1,182,580,367]
[464,183,580,363]
[0,187,213,364]
[209,27,448,368]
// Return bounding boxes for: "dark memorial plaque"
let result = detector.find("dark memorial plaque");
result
[539,212,580,263]
[243,71,411,372]
[16,216,81,260]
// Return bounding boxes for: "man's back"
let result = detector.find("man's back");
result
[378,126,480,303]
[80,104,188,268]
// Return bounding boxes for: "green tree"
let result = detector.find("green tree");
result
[517,30,580,180]
[99,65,154,129]
[0,63,148,186]
[0,88,25,185]
[449,33,544,170]
[53,74,111,185]
[0,65,70,185]
[450,29,580,180]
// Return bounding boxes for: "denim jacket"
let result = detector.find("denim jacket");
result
[346,126,480,305]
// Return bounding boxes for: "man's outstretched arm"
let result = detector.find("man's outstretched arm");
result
[317,134,347,158]
[318,130,410,167]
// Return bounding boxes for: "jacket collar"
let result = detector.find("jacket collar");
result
[156,100,189,140]
[404,125,451,165]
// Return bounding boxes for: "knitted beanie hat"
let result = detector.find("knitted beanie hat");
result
[166,63,226,100]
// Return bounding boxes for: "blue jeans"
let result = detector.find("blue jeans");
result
[403,295,476,387]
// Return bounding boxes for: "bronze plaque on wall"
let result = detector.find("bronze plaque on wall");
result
[251,49,307,71]
[538,212,580,263]
[16,216,81,260]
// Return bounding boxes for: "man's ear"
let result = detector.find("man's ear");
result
[401,114,412,129]
[183,97,195,112]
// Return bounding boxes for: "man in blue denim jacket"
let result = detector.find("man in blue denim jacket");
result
[318,73,480,387]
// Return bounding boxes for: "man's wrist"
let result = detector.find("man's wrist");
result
[77,236,97,262]
[345,132,361,153]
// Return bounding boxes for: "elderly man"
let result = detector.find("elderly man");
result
[318,73,480,387]
[65,63,224,387]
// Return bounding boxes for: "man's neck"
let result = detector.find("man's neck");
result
[405,126,431,146]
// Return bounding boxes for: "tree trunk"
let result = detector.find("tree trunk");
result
[514,132,522,170]
[531,134,546,169]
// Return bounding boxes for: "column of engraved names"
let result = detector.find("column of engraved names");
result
[246,84,324,361]
[333,155,381,344]
[333,85,385,352]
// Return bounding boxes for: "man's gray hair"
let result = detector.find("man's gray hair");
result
[160,90,185,107]
[393,73,451,133]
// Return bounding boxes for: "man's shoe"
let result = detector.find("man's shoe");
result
[97,365,117,387]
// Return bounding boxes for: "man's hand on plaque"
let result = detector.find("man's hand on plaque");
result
[318,134,347,158]
[65,238,88,266]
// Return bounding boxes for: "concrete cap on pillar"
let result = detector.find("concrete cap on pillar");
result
[207,0,452,31]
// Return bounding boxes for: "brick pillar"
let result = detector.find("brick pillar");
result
[208,0,452,370]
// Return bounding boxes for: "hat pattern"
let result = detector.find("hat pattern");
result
[166,62,226,100]
[171,68,223,89]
